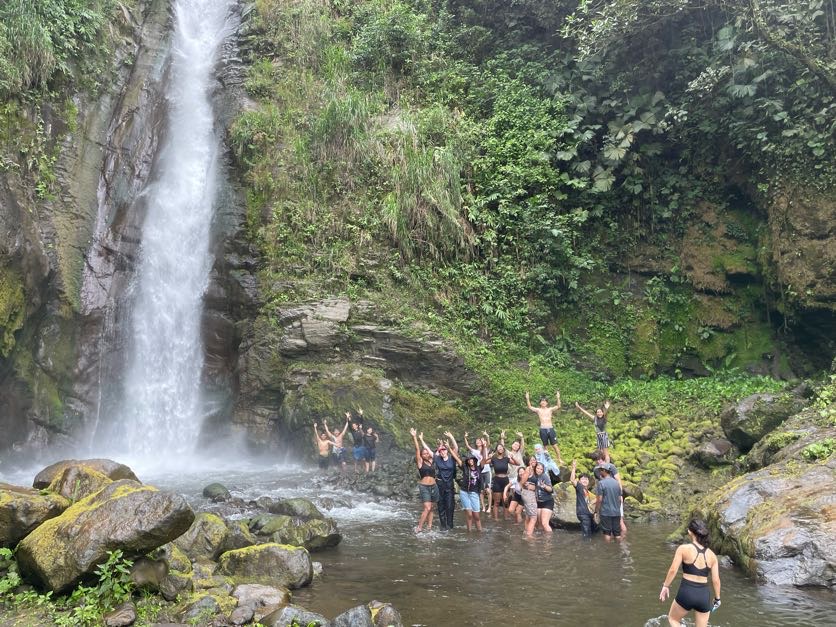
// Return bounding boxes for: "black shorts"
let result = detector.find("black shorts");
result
[491,475,510,494]
[675,579,711,613]
[317,455,330,469]
[365,448,376,461]
[536,498,554,511]
[539,427,557,446]
[512,492,523,505]
[600,515,621,536]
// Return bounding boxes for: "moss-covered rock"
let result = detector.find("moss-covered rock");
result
[698,457,836,587]
[217,543,313,589]
[32,459,140,489]
[267,497,324,520]
[16,479,194,592]
[46,465,112,502]
[0,265,26,357]
[0,482,69,548]
[174,512,230,560]
[202,482,231,502]
[721,392,805,452]
[261,604,331,627]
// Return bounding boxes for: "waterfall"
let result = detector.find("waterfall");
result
[115,0,232,458]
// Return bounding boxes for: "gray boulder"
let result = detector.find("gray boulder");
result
[47,465,113,502]
[180,595,221,623]
[370,601,402,627]
[702,457,836,587]
[32,459,139,489]
[548,484,580,529]
[262,604,330,627]
[691,438,738,468]
[103,602,136,627]
[233,583,290,608]
[16,480,194,592]
[721,393,804,452]
[217,543,313,589]
[267,498,324,520]
[202,482,231,502]
[174,512,229,560]
[0,483,69,548]
[334,605,374,627]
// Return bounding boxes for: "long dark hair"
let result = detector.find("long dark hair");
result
[688,518,710,548]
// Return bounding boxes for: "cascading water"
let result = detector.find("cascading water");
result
[114,0,233,459]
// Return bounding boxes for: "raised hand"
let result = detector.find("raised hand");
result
[409,427,417,436]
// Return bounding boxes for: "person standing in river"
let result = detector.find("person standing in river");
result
[363,424,379,473]
[312,422,335,470]
[324,416,350,472]
[485,431,512,520]
[533,462,554,534]
[569,459,594,537]
[520,456,540,537]
[507,431,525,477]
[525,390,564,464]
[659,518,721,627]
[410,428,439,533]
[464,432,493,513]
[349,412,366,473]
[593,451,627,535]
[593,465,622,541]
[503,466,526,524]
[449,445,484,531]
[576,399,611,463]
[432,431,459,530]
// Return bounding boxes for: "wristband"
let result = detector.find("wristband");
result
[711,598,721,612]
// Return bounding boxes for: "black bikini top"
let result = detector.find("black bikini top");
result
[418,462,436,479]
[682,544,711,577]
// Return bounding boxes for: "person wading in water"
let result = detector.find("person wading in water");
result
[525,390,564,465]
[312,422,335,470]
[410,428,439,533]
[324,416,349,472]
[659,518,721,627]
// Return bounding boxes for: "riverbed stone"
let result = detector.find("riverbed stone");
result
[47,466,113,502]
[230,604,255,625]
[267,498,324,520]
[720,393,805,452]
[548,484,580,528]
[103,602,136,627]
[152,543,193,573]
[217,543,313,589]
[32,459,140,489]
[222,520,257,553]
[701,457,836,587]
[232,583,290,609]
[180,595,221,623]
[334,605,374,627]
[691,438,738,468]
[0,483,69,548]
[202,482,232,502]
[159,570,194,601]
[370,601,402,627]
[16,480,194,592]
[174,512,230,560]
[261,604,331,627]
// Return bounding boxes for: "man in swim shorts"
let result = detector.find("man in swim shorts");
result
[525,390,564,464]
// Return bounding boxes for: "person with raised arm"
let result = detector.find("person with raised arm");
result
[503,466,526,524]
[432,431,459,531]
[410,428,439,533]
[659,518,721,627]
[533,462,554,534]
[348,410,365,473]
[363,422,379,473]
[525,390,564,464]
[464,431,492,513]
[569,459,594,537]
[507,431,525,478]
[485,429,512,520]
[576,399,612,463]
[520,455,539,537]
[324,416,350,472]
[449,440,483,531]
[313,422,336,470]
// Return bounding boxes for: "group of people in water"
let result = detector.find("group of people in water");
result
[312,392,721,626]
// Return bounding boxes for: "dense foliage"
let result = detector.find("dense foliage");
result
[234,0,834,375]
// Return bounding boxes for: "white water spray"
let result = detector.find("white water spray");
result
[116,0,232,459]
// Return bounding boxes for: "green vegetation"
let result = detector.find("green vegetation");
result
[0,549,135,626]
[234,0,834,378]
[801,438,835,462]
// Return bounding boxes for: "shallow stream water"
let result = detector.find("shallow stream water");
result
[146,463,834,627]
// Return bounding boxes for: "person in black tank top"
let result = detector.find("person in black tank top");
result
[410,428,439,532]
[487,437,513,520]
[659,518,722,627]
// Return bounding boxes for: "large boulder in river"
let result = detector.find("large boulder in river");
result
[32,459,139,489]
[261,604,330,627]
[174,512,230,560]
[47,465,113,501]
[700,457,836,587]
[720,392,805,452]
[267,498,324,520]
[16,480,194,592]
[691,438,738,468]
[218,543,313,589]
[0,483,69,548]
[334,605,374,627]
[202,482,231,502]
[548,484,580,529]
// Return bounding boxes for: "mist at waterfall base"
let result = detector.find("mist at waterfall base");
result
[86,0,236,470]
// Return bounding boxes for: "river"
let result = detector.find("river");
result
[124,462,834,627]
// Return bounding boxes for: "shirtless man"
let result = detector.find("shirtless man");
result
[324,417,350,472]
[313,422,335,470]
[526,390,564,464]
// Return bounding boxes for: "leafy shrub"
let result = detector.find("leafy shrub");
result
[801,438,835,462]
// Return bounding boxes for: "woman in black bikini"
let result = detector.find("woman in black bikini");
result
[486,440,512,520]
[410,428,438,533]
[659,518,721,627]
